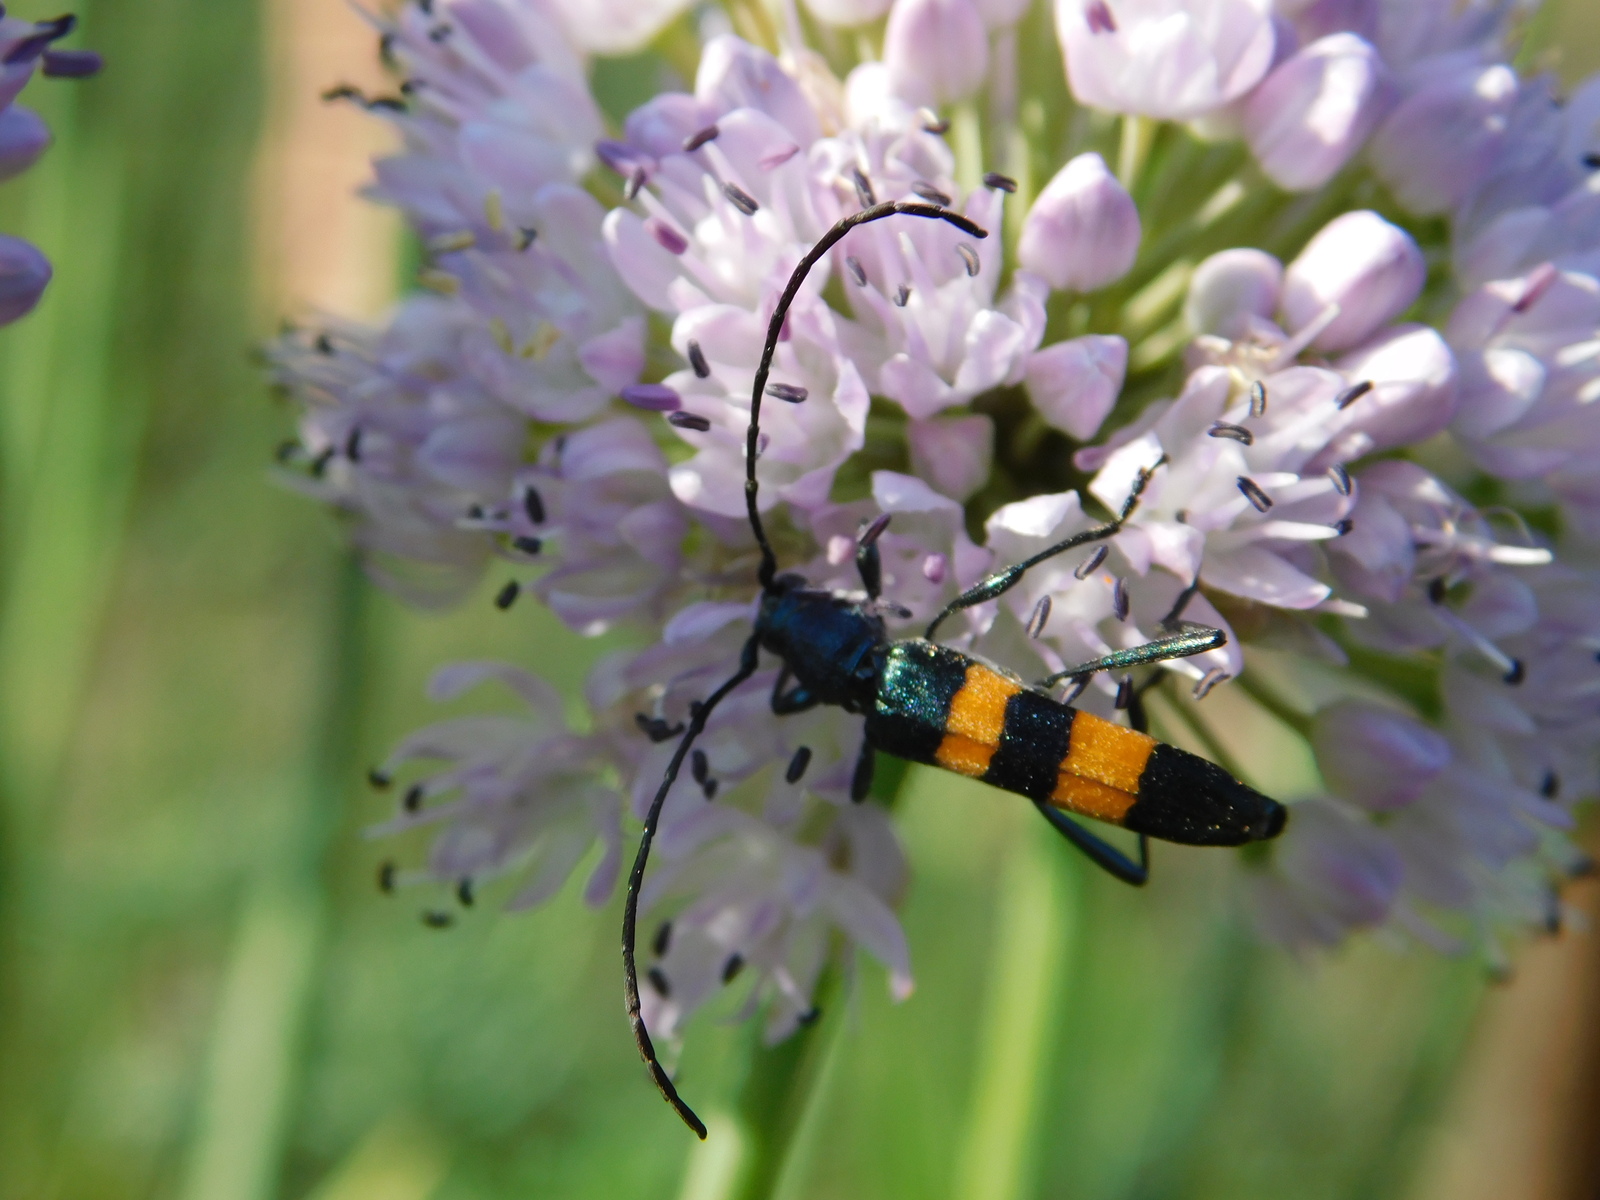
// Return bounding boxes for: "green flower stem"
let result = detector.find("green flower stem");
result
[952,818,1077,1200]
[726,971,843,1200]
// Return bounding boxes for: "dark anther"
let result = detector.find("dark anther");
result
[625,166,647,201]
[467,503,486,520]
[379,33,398,65]
[513,535,542,554]
[1237,476,1273,512]
[1114,676,1133,709]
[457,878,475,907]
[1586,152,1600,170]
[378,861,397,893]
[798,1005,822,1026]
[523,486,545,525]
[647,967,671,997]
[682,124,720,152]
[845,255,868,287]
[919,108,951,134]
[1193,668,1230,700]
[702,778,719,801]
[368,768,392,789]
[1026,595,1051,639]
[687,339,711,379]
[911,181,952,205]
[635,713,685,743]
[315,332,335,354]
[1329,463,1351,495]
[669,411,712,431]
[494,580,520,610]
[1208,421,1253,445]
[428,24,452,42]
[894,283,911,307]
[1571,854,1597,879]
[322,84,362,104]
[848,165,876,208]
[1335,379,1374,409]
[691,749,709,785]
[1074,545,1108,580]
[404,784,424,813]
[766,382,808,403]
[956,244,981,277]
[722,182,759,216]
[721,954,745,984]
[653,921,673,957]
[786,746,812,784]
[1112,577,1130,621]
[310,447,335,477]
[345,427,363,461]
[367,97,406,112]
[400,80,420,96]
[1249,380,1267,417]
[983,171,1017,192]
[1333,518,1353,536]
[1427,576,1448,605]
[1086,0,1117,32]
[860,512,892,548]
[516,227,537,251]
[1504,658,1526,685]
[1540,771,1560,799]
[422,910,454,929]
[1058,675,1089,706]
[275,440,300,463]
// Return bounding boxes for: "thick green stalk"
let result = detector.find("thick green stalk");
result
[724,971,842,1200]
[952,820,1077,1200]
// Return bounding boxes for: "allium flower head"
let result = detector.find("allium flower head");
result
[273,0,1600,1126]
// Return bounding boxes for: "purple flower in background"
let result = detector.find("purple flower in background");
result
[271,0,1600,1073]
[0,11,101,326]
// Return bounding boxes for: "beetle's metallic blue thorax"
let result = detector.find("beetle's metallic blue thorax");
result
[756,575,885,712]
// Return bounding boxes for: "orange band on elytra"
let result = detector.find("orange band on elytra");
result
[1059,709,1155,794]
[1049,772,1138,824]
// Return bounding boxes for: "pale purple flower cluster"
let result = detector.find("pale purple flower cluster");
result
[0,11,101,326]
[274,0,1600,1048]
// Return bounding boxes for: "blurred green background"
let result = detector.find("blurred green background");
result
[1,2,1599,1199]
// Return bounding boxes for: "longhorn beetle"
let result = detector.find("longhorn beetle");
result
[622,200,1289,1138]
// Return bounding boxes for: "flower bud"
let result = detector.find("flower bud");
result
[1280,210,1424,352]
[1243,34,1392,191]
[1255,798,1403,945]
[803,0,893,25]
[1024,334,1127,440]
[884,0,989,108]
[0,235,50,326]
[908,414,994,501]
[0,105,48,183]
[1367,60,1517,216]
[1017,153,1140,293]
[1311,700,1450,810]
[1055,0,1277,120]
[1185,248,1282,339]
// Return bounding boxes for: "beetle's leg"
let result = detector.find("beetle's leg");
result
[1034,803,1149,886]
[771,664,819,715]
[925,461,1163,641]
[851,739,876,802]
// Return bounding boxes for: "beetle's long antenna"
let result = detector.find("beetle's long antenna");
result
[746,201,987,592]
[623,635,760,1139]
